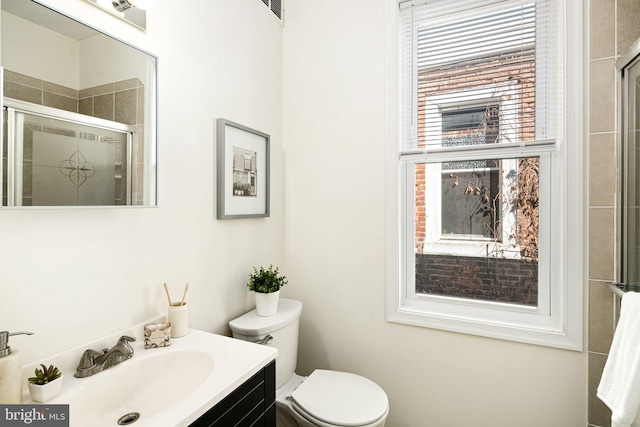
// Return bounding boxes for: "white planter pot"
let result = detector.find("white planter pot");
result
[255,291,280,316]
[28,375,63,403]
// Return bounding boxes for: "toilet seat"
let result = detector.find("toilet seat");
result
[289,370,389,427]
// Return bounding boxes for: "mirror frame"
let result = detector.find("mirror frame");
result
[0,0,158,208]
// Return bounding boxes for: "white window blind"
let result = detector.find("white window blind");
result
[398,0,561,153]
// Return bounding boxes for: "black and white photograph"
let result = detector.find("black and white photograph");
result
[216,118,269,219]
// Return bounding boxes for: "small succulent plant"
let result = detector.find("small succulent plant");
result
[247,265,288,293]
[28,364,61,385]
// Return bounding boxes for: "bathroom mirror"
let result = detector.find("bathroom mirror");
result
[0,0,157,207]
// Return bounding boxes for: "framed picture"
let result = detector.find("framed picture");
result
[216,118,270,219]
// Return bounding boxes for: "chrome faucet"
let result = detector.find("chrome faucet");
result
[75,335,136,378]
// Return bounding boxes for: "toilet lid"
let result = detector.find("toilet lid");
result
[291,370,388,427]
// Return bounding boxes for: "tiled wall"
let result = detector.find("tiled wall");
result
[78,79,145,126]
[588,1,640,426]
[4,70,79,113]
[3,69,144,126]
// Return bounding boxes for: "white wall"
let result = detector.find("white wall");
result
[2,8,149,90]
[79,34,149,89]
[1,11,79,88]
[0,0,284,365]
[281,1,588,426]
[0,0,589,425]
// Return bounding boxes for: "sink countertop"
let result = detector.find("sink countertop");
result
[21,328,277,427]
[151,329,278,426]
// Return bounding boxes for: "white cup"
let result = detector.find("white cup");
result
[168,303,189,338]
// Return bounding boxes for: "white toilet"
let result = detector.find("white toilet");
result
[229,299,389,427]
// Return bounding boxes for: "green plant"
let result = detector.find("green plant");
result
[28,364,61,385]
[247,264,287,294]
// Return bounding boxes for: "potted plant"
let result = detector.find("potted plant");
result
[247,265,287,316]
[28,364,63,403]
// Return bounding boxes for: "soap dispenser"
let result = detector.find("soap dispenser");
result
[0,331,33,404]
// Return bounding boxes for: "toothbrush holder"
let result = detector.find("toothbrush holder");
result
[168,303,189,338]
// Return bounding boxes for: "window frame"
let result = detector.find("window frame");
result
[385,0,584,350]
[421,86,521,257]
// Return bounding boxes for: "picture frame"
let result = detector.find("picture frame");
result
[216,118,270,219]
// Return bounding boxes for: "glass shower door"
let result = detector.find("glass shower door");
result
[622,57,640,288]
[3,104,132,206]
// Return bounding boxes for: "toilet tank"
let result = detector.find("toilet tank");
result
[229,299,302,389]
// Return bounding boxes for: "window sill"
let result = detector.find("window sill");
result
[422,240,522,259]
[387,300,582,351]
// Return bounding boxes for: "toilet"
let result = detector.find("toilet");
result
[229,299,389,427]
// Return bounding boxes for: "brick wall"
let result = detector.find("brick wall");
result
[415,253,538,305]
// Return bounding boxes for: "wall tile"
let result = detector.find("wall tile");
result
[4,82,42,105]
[617,0,640,55]
[115,89,137,125]
[591,0,615,60]
[43,81,78,99]
[590,58,616,134]
[589,133,617,207]
[93,83,115,96]
[589,280,614,353]
[43,92,77,113]
[115,78,140,91]
[133,125,144,163]
[78,88,94,99]
[94,93,114,121]
[589,207,615,281]
[137,88,145,125]
[3,70,41,88]
[589,352,612,427]
[78,97,93,116]
[133,163,144,205]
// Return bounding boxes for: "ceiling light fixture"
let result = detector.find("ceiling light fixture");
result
[84,0,153,30]
[111,0,156,12]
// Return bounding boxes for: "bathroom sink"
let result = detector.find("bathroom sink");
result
[59,350,215,426]
[24,328,277,427]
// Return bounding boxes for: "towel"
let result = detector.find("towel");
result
[598,291,640,427]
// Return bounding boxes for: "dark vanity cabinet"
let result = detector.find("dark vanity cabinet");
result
[191,360,276,427]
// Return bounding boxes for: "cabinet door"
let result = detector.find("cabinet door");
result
[190,360,276,427]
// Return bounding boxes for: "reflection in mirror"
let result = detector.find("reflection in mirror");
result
[1,0,157,207]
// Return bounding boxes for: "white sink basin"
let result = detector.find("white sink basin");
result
[23,328,277,427]
[59,349,216,426]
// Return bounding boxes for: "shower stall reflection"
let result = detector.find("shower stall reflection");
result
[3,100,134,206]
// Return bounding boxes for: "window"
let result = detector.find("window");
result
[440,107,500,237]
[386,0,584,349]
